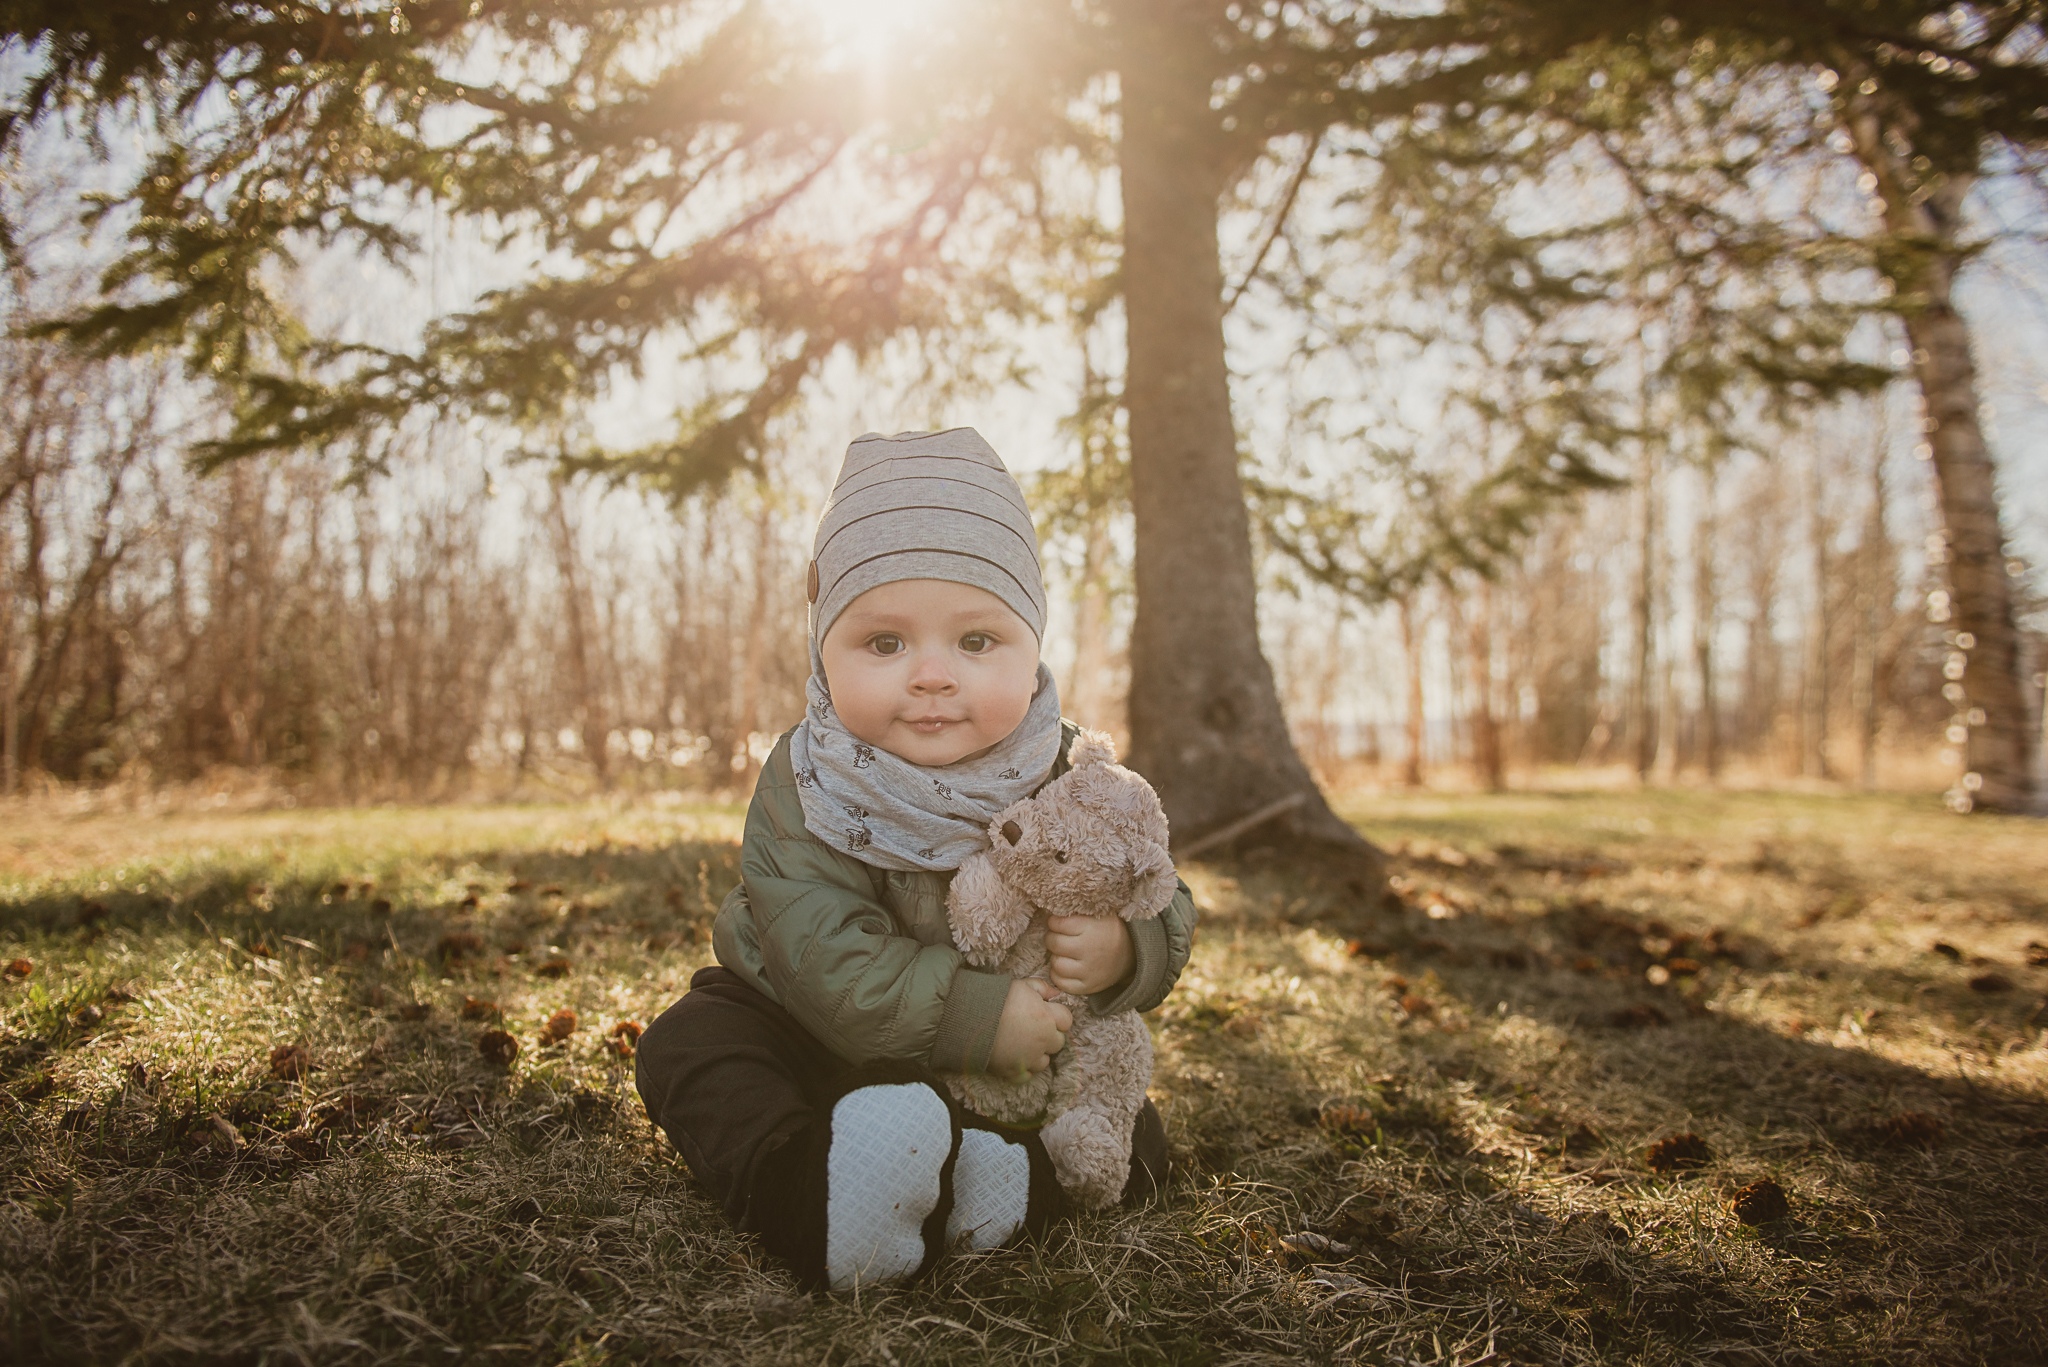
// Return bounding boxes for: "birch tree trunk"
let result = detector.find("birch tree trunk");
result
[1845,95,2035,812]
[1113,0,1377,860]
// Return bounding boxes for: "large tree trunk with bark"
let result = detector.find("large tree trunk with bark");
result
[1112,0,1377,861]
[1846,97,2037,813]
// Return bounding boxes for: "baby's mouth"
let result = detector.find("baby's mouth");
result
[909,716,961,734]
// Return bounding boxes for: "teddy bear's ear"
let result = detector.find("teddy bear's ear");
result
[947,853,1036,964]
[1068,729,1118,769]
[1123,846,1180,922]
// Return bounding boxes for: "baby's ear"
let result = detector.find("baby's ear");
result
[1068,729,1118,769]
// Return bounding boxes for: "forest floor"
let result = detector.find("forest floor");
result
[1,787,2044,1365]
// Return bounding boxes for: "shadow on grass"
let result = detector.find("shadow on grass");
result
[1169,839,2048,1363]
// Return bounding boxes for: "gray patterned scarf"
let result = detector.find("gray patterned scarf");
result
[788,664,1064,872]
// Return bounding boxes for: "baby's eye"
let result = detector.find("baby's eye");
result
[869,634,905,656]
[959,631,993,654]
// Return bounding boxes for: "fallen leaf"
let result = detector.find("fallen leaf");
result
[1644,1132,1712,1172]
[1932,942,1963,961]
[1969,972,2013,994]
[604,1020,644,1058]
[3,958,31,980]
[540,884,564,897]
[508,879,532,893]
[460,996,501,1021]
[2026,942,2048,968]
[1665,957,1703,977]
[534,957,572,979]
[1319,1103,1376,1138]
[269,1043,312,1081]
[436,932,486,961]
[1398,993,1433,1017]
[1729,1178,1789,1225]
[1279,1230,1352,1259]
[1307,1271,1367,1293]
[477,1029,520,1067]
[1875,1110,1943,1147]
[538,1007,579,1045]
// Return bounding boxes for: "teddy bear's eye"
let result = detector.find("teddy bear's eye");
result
[1053,850,1068,864]
[1001,820,1022,844]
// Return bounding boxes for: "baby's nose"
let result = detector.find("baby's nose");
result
[908,653,957,692]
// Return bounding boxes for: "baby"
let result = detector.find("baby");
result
[635,429,1198,1290]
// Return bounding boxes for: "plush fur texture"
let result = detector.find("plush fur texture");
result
[943,730,1178,1209]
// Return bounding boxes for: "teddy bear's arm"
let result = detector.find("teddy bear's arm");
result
[946,851,1038,967]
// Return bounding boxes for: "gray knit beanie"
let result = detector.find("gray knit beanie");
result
[807,428,1046,652]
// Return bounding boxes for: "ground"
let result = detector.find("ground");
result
[1,787,2044,1365]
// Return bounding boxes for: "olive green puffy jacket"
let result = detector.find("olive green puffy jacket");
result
[711,721,1199,1072]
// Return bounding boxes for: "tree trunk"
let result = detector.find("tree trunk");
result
[1398,592,1426,789]
[1845,97,2035,812]
[1693,464,1720,781]
[1629,438,1657,781]
[1466,579,1504,791]
[1113,0,1377,861]
[1801,442,1832,781]
[1066,513,1119,736]
[1854,428,1890,792]
[732,484,776,787]
[547,484,610,790]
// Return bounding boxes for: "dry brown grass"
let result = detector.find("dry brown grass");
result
[1,788,2044,1364]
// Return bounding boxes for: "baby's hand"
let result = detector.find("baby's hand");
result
[987,978,1072,1080]
[1045,915,1134,997]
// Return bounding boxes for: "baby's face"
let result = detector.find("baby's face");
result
[820,579,1040,767]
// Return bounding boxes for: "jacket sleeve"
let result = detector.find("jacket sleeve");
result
[734,780,1012,1073]
[1088,877,1199,1017]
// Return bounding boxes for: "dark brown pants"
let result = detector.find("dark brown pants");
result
[635,967,1167,1254]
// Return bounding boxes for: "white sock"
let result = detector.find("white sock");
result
[946,1127,1032,1251]
[824,1083,951,1290]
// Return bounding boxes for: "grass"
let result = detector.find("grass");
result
[1,786,2044,1365]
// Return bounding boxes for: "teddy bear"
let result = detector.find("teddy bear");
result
[942,729,1179,1209]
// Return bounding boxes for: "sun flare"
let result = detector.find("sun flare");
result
[786,0,949,67]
